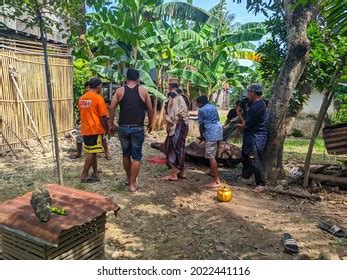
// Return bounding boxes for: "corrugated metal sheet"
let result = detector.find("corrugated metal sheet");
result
[0,184,120,246]
[323,123,347,155]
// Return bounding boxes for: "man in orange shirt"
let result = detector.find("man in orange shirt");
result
[78,78,109,183]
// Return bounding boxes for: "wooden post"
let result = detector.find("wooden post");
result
[303,57,345,187]
[37,5,63,185]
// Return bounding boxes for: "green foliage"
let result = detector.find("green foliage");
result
[330,85,347,125]
[2,0,87,38]
[73,59,93,103]
[256,2,346,117]
[71,0,265,102]
[293,0,347,36]
[154,1,219,26]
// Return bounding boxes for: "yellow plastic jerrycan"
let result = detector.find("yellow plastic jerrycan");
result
[217,183,233,202]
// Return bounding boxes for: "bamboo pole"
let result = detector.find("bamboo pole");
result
[3,121,33,154]
[1,133,19,160]
[9,65,48,152]
[1,45,73,150]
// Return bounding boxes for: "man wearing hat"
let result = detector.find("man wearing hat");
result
[236,83,268,192]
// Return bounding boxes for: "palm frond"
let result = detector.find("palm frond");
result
[154,1,220,26]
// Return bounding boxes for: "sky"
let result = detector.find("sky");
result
[87,1,267,24]
[189,0,267,24]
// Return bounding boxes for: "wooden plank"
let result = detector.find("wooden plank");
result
[2,234,45,257]
[59,215,106,243]
[63,238,104,260]
[2,230,45,250]
[56,216,105,244]
[2,233,45,255]
[48,229,105,259]
[310,173,347,184]
[78,245,104,260]
[52,233,104,260]
[56,222,105,249]
[63,237,104,260]
[2,243,42,260]
[270,188,322,201]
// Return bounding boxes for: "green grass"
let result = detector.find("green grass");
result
[283,137,338,164]
[284,138,325,153]
[228,137,338,164]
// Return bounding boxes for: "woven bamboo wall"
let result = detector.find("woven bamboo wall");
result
[0,38,73,150]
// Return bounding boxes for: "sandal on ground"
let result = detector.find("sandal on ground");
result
[253,185,268,193]
[69,153,81,159]
[81,176,100,183]
[318,222,346,238]
[282,233,299,254]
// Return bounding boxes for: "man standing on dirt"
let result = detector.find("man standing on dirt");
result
[236,83,268,192]
[196,95,223,188]
[78,78,109,183]
[109,69,154,192]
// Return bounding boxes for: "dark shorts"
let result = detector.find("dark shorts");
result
[83,134,103,154]
[118,126,145,161]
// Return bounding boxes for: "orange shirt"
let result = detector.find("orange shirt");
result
[78,90,108,136]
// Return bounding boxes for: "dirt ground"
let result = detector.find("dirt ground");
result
[0,132,346,260]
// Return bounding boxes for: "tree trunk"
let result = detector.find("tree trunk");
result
[131,47,138,62]
[157,103,165,130]
[152,96,158,130]
[37,8,63,185]
[186,81,190,98]
[264,1,317,183]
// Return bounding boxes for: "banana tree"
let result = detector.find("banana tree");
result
[167,21,266,97]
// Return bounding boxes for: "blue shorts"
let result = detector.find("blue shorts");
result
[118,126,145,161]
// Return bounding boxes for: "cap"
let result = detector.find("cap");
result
[248,83,263,93]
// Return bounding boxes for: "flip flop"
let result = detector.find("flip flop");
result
[318,222,346,238]
[253,185,268,193]
[282,233,299,254]
[69,153,81,159]
[81,177,100,183]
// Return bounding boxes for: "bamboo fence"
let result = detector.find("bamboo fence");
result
[0,36,73,150]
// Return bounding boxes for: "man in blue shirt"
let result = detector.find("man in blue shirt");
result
[236,83,268,192]
[197,96,223,188]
